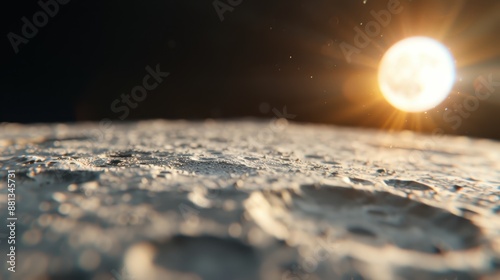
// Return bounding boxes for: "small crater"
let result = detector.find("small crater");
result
[384,179,433,191]
[348,178,373,186]
[108,151,134,158]
[347,226,377,238]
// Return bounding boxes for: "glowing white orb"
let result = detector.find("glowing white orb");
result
[378,36,455,112]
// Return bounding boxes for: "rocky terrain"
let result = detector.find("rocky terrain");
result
[0,120,499,280]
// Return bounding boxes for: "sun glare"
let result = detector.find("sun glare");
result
[378,36,456,112]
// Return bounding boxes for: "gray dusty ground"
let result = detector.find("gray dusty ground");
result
[0,119,499,280]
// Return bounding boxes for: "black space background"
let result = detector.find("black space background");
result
[1,0,499,140]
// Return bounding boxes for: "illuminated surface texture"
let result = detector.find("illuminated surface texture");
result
[1,120,500,280]
[378,37,456,112]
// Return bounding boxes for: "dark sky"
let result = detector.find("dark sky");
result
[1,0,499,139]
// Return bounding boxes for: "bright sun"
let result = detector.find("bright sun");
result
[378,36,456,112]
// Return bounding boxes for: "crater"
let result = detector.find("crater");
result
[125,235,259,280]
[348,177,373,186]
[384,179,433,191]
[247,184,482,254]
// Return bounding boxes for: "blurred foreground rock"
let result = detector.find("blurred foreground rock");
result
[0,120,499,280]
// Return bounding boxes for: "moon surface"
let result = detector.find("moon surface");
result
[378,36,456,112]
[1,120,500,279]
